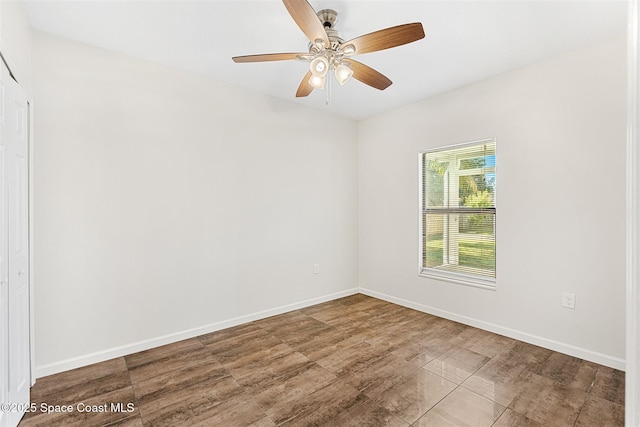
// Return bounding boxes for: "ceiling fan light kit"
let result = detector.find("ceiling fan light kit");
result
[232,0,425,99]
[307,36,354,88]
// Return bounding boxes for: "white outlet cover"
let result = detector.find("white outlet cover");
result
[562,292,576,309]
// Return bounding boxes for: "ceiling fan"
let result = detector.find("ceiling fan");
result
[232,0,425,98]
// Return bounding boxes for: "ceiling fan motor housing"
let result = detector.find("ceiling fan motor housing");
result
[316,9,343,50]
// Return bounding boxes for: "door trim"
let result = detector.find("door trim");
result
[627,1,639,425]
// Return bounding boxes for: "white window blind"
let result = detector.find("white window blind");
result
[420,139,496,287]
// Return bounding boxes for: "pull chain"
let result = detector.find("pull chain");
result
[325,71,331,105]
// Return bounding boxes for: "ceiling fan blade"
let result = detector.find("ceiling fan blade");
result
[296,71,314,97]
[282,0,330,48]
[344,59,392,90]
[232,53,306,63]
[343,23,425,55]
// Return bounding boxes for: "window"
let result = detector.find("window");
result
[419,139,496,289]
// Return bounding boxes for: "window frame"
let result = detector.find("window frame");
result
[418,138,497,290]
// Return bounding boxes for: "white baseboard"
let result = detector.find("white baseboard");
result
[36,285,625,378]
[359,287,626,371]
[35,288,359,378]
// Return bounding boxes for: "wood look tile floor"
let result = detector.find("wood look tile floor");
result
[19,295,625,426]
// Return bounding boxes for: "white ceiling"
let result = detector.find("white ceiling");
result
[25,0,627,120]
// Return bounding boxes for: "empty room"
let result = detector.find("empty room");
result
[0,0,638,426]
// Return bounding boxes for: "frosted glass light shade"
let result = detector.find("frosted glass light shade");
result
[310,57,329,77]
[334,63,354,86]
[309,74,326,89]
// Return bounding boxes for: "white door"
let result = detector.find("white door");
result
[0,59,30,427]
[0,59,10,427]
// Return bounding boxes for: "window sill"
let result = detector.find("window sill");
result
[419,268,496,291]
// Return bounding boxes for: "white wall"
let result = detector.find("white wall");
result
[0,0,31,91]
[358,35,627,369]
[31,31,359,376]
[31,26,627,375]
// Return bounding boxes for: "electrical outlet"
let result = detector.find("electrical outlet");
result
[313,264,320,274]
[562,292,576,309]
